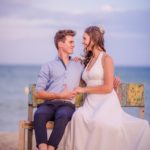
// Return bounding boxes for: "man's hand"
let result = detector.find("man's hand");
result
[113,76,121,90]
[60,84,76,100]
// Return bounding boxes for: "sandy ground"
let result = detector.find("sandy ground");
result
[0,132,18,150]
[0,131,65,150]
[0,132,37,150]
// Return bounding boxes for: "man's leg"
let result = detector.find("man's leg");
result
[34,104,55,149]
[47,104,75,149]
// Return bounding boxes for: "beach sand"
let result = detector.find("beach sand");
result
[0,130,64,150]
[0,132,18,150]
[0,132,37,150]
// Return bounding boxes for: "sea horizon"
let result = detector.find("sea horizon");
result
[0,63,150,68]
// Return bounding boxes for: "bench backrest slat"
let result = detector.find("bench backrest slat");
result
[28,83,144,108]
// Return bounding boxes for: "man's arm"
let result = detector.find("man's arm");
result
[35,84,76,100]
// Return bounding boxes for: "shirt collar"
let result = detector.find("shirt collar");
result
[55,55,72,61]
[55,55,72,70]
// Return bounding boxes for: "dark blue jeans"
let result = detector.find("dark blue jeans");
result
[34,101,75,149]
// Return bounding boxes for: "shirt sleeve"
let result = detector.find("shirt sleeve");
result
[35,63,50,92]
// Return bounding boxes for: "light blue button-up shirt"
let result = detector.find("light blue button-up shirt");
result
[36,56,84,104]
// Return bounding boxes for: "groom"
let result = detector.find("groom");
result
[34,29,84,150]
[34,29,120,150]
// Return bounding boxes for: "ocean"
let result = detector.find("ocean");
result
[0,65,150,131]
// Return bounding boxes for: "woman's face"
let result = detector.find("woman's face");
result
[82,32,91,51]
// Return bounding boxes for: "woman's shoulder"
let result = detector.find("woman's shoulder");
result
[101,51,110,58]
[101,52,113,65]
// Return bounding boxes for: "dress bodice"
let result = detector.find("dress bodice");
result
[82,51,104,86]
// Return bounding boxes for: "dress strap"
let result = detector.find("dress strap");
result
[98,51,106,68]
[98,51,105,60]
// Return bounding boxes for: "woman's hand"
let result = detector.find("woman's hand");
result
[113,76,121,90]
[60,84,76,100]
[72,57,83,63]
[74,87,85,94]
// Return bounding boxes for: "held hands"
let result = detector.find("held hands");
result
[60,84,76,100]
[74,87,85,94]
[60,84,85,100]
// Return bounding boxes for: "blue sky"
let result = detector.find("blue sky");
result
[0,0,150,66]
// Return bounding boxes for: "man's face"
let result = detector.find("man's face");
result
[60,35,75,55]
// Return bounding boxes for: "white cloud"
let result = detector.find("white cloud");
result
[101,5,113,13]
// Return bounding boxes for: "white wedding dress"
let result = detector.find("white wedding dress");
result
[58,52,150,150]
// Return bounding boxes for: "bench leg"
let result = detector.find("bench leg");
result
[19,121,25,150]
[27,129,33,150]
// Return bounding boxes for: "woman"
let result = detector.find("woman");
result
[60,26,150,150]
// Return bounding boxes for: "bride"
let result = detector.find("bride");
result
[59,26,150,150]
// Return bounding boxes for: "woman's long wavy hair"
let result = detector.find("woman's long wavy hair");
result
[83,26,106,66]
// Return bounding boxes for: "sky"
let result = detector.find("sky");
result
[0,0,150,66]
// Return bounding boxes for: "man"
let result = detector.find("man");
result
[34,29,83,150]
[34,29,120,150]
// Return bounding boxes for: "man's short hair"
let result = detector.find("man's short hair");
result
[54,29,76,49]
